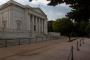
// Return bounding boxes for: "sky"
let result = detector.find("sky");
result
[0,0,71,20]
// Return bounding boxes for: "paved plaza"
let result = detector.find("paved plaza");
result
[0,37,89,60]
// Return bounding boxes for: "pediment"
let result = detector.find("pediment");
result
[0,0,47,18]
[32,8,47,17]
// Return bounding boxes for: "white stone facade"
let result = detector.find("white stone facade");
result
[0,0,48,38]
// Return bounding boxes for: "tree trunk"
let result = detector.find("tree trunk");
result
[68,33,71,42]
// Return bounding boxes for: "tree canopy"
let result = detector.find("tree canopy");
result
[52,18,73,35]
[52,17,73,41]
[47,0,90,37]
[48,0,90,22]
[85,23,90,35]
[48,21,54,32]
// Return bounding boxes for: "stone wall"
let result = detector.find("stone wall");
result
[0,0,48,38]
[48,32,61,37]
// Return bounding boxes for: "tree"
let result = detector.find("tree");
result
[78,21,88,36]
[52,19,61,32]
[48,0,90,37]
[48,0,90,22]
[48,21,54,32]
[52,18,73,41]
[85,22,90,36]
[60,18,73,41]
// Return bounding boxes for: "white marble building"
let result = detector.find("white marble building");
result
[0,0,48,38]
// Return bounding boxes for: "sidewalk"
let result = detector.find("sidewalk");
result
[0,37,89,60]
[0,37,68,60]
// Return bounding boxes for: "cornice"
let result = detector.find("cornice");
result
[0,0,47,18]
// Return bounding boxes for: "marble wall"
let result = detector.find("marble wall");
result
[0,4,48,37]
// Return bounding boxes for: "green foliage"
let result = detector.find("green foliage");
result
[52,20,61,32]
[85,23,90,34]
[48,21,54,32]
[52,18,73,36]
[49,17,89,37]
[77,21,88,36]
[48,0,90,36]
[79,21,88,33]
[59,18,73,35]
[48,0,90,22]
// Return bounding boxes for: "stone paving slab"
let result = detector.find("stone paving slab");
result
[0,37,89,60]
[0,37,68,60]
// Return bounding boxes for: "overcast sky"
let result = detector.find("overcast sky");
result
[0,0,71,20]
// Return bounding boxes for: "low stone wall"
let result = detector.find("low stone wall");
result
[0,31,61,47]
[48,32,61,37]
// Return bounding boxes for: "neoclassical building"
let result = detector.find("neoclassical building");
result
[0,0,48,38]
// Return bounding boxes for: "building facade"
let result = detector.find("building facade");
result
[0,0,48,38]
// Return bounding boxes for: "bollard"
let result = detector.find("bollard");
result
[71,46,74,60]
[68,46,74,60]
[77,41,80,51]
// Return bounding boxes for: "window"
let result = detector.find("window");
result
[34,25,36,31]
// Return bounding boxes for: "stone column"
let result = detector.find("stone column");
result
[36,17,39,33]
[32,15,34,33]
[0,15,3,31]
[38,18,40,34]
[30,14,33,32]
[43,19,44,33]
[41,19,44,33]
[30,15,35,37]
[44,19,48,34]
[0,15,2,27]
[9,6,14,31]
[28,14,30,31]
[7,7,11,30]
[35,16,38,33]
[34,16,36,32]
[40,18,42,33]
[41,19,42,33]
[37,17,39,33]
[24,12,30,31]
[24,9,29,31]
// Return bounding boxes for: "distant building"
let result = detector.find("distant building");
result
[48,21,54,32]
[0,0,48,38]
